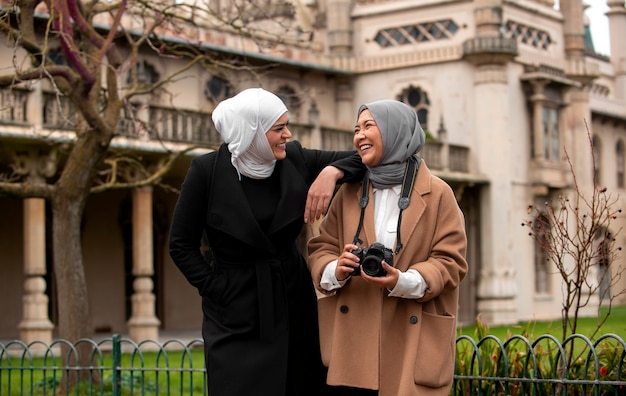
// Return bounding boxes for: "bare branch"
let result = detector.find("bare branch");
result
[90,146,200,194]
[0,64,79,88]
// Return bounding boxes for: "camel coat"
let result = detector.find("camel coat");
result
[308,161,468,396]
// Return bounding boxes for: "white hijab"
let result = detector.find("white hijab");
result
[212,88,288,180]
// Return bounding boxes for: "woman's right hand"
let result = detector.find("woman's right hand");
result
[335,244,360,281]
[305,166,344,223]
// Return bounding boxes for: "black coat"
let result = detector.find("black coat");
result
[169,142,363,396]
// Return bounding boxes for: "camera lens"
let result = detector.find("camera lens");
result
[361,255,385,277]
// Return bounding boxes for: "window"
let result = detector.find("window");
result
[503,20,553,50]
[592,135,601,185]
[48,48,67,65]
[533,207,551,294]
[527,82,565,163]
[204,76,232,103]
[276,85,301,114]
[373,19,458,48]
[397,85,430,131]
[616,140,624,188]
[126,61,159,85]
[542,106,560,161]
[596,228,612,304]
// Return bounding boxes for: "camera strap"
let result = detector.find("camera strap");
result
[351,155,421,255]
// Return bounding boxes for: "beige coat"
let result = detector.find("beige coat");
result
[308,162,468,396]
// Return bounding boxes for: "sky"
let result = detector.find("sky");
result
[584,0,611,55]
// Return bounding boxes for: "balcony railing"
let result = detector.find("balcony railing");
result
[0,88,29,124]
[43,92,76,129]
[120,105,222,146]
[421,141,469,173]
[321,127,354,151]
[4,89,471,173]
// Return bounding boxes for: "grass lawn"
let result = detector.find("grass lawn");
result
[457,304,626,342]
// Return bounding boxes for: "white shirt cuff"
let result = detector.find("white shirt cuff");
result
[320,260,349,292]
[388,269,428,299]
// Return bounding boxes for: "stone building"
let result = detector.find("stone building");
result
[1,0,625,343]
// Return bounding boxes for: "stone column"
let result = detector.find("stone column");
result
[561,0,586,57]
[529,80,549,160]
[607,1,626,101]
[327,0,352,55]
[19,198,54,345]
[335,78,354,129]
[462,0,519,325]
[473,65,519,325]
[127,186,161,341]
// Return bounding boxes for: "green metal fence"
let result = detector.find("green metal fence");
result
[453,333,626,395]
[0,335,206,395]
[1,334,625,395]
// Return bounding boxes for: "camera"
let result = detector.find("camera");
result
[351,242,394,277]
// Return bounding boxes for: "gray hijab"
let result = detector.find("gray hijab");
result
[357,100,425,188]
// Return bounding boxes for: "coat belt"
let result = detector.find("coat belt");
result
[255,259,282,341]
[214,257,285,341]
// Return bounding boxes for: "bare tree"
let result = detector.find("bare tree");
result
[523,126,625,345]
[0,0,311,350]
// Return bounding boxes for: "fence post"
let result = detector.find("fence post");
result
[111,334,122,396]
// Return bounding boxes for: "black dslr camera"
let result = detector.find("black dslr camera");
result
[351,242,394,277]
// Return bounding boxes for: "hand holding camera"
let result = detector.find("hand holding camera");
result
[350,242,394,277]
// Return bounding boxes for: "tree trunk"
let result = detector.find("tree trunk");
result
[51,193,91,343]
[50,130,111,389]
[52,129,109,340]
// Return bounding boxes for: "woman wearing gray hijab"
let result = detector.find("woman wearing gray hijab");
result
[308,100,468,396]
[169,88,364,396]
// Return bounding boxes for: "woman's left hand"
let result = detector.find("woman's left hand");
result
[360,261,400,289]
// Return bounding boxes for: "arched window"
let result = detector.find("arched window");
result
[276,85,301,114]
[592,135,601,185]
[126,60,160,85]
[204,76,232,103]
[48,48,67,65]
[542,106,560,161]
[533,208,551,294]
[595,227,612,304]
[616,140,624,188]
[397,85,430,131]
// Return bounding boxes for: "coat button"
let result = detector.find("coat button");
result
[340,305,349,313]
[409,316,418,324]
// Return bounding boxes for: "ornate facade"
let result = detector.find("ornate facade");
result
[1,0,625,342]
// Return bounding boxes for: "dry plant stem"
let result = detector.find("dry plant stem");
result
[524,124,624,367]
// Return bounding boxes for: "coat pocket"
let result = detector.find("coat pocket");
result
[200,267,226,300]
[413,311,456,388]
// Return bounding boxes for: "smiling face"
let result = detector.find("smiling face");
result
[265,112,292,160]
[354,109,384,167]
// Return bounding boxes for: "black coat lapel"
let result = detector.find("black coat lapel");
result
[208,144,311,250]
[208,145,272,250]
[266,158,309,234]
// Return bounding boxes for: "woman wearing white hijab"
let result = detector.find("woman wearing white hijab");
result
[308,100,468,396]
[169,88,364,396]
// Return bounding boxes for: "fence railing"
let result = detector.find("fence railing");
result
[2,334,625,395]
[454,333,626,396]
